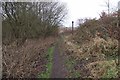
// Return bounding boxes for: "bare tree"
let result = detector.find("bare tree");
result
[2,2,67,44]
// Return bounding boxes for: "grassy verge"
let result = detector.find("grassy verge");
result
[65,56,80,78]
[38,46,54,78]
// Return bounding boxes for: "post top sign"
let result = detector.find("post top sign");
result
[118,1,120,10]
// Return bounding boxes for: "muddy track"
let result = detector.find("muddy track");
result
[50,36,67,78]
[51,34,92,78]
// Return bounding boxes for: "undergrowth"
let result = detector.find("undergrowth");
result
[38,47,54,78]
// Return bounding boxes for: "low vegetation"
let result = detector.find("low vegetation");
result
[65,56,80,78]
[2,37,56,78]
[38,46,54,78]
[63,11,119,78]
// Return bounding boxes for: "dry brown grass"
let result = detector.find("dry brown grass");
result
[63,12,119,78]
[63,34,118,78]
[87,60,117,78]
[2,37,56,78]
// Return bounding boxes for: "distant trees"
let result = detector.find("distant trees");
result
[2,2,67,45]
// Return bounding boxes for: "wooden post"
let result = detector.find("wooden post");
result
[72,21,74,34]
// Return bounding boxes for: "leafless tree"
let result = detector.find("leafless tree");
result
[2,2,67,44]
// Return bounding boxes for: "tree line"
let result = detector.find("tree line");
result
[2,2,67,45]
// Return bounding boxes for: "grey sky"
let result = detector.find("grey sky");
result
[61,0,120,27]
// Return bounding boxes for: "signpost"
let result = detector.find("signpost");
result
[72,21,74,35]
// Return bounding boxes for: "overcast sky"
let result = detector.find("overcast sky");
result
[60,0,120,27]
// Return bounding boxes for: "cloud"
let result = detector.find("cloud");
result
[62,0,119,27]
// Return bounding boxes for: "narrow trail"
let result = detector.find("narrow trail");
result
[50,36,67,78]
[50,35,91,78]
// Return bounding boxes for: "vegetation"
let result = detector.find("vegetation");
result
[65,56,80,78]
[38,46,54,78]
[2,37,56,78]
[2,2,67,78]
[75,11,119,45]
[63,11,119,78]
[2,1,119,79]
[2,2,67,45]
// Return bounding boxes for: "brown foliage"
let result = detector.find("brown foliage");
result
[74,11,119,46]
[2,37,56,78]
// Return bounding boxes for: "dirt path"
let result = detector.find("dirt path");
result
[50,34,90,78]
[50,36,67,78]
[50,35,91,78]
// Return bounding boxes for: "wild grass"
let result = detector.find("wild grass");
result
[64,34,118,78]
[65,55,81,78]
[2,37,55,78]
[38,47,54,78]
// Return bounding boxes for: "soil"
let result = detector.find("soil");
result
[50,34,92,78]
[50,36,67,78]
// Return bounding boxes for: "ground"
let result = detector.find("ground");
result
[2,34,119,78]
